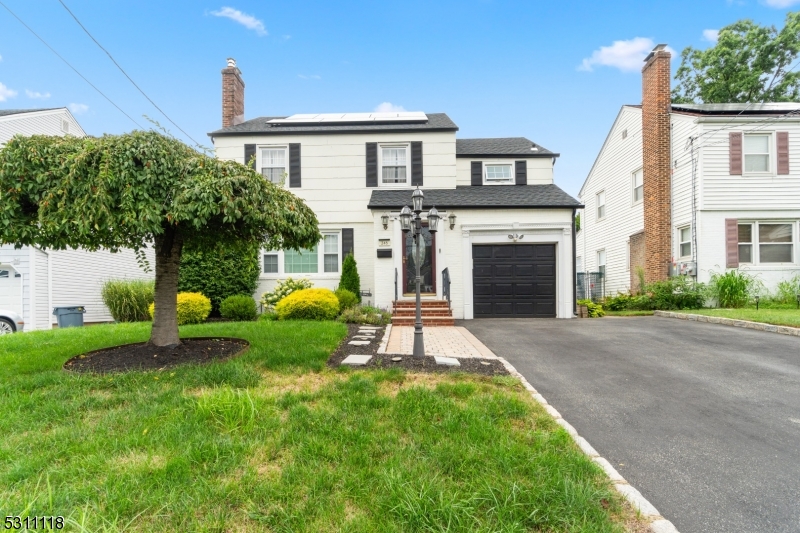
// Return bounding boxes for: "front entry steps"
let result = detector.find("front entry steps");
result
[391,300,454,326]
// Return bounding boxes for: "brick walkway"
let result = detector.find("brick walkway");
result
[385,326,498,359]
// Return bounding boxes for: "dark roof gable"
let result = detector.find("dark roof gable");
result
[456,137,557,158]
[0,108,62,117]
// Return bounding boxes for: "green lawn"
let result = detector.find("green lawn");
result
[0,321,639,532]
[673,307,800,328]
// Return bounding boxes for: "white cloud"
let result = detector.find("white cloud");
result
[298,74,321,80]
[0,54,3,61]
[211,7,266,36]
[579,37,675,72]
[374,102,406,112]
[761,0,800,7]
[26,89,51,100]
[703,29,720,43]
[69,103,89,114]
[0,82,17,101]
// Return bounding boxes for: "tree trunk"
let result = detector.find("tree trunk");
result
[149,226,183,347]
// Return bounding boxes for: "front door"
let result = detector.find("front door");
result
[402,226,436,295]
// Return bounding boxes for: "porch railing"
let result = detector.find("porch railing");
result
[394,268,398,313]
[442,267,451,309]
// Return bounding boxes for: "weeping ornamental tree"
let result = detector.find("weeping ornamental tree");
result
[0,131,320,346]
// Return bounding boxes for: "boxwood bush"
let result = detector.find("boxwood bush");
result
[219,294,258,321]
[275,288,339,321]
[148,292,212,325]
[334,288,358,312]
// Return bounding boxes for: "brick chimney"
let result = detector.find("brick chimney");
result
[641,45,671,283]
[221,58,245,128]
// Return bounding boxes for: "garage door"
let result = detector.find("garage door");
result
[0,267,23,315]
[473,244,556,317]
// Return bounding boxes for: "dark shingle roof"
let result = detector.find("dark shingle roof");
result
[456,137,557,158]
[671,103,800,115]
[368,185,581,209]
[0,108,61,117]
[209,113,458,136]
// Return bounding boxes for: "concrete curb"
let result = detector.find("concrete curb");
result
[496,356,679,533]
[655,310,800,337]
[376,324,392,354]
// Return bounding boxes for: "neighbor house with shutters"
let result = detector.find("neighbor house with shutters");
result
[209,59,581,321]
[576,45,800,298]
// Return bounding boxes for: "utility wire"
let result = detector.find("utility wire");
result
[0,0,143,129]
[56,0,201,147]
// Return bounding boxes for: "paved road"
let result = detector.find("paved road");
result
[461,316,800,533]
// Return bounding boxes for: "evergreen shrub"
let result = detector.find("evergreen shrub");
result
[219,294,258,321]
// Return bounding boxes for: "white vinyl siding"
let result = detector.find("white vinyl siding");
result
[0,109,85,147]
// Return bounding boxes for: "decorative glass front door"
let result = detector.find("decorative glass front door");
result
[403,226,436,295]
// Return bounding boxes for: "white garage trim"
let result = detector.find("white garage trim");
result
[461,222,573,319]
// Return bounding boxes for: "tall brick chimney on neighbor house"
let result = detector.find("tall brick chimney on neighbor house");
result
[641,44,671,283]
[221,58,245,128]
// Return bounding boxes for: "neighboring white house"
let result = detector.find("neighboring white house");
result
[210,60,581,320]
[0,108,153,330]
[577,45,800,298]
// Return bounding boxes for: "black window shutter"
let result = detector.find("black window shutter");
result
[366,143,378,187]
[244,144,256,170]
[471,161,482,186]
[411,141,423,186]
[289,143,301,188]
[515,160,527,185]
[342,228,354,264]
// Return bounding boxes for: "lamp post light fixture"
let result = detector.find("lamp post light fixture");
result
[400,187,439,358]
[448,212,456,230]
[381,212,389,230]
[754,295,760,311]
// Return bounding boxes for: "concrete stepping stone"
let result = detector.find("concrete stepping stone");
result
[342,354,372,366]
[348,340,371,345]
[352,336,374,340]
[434,356,460,367]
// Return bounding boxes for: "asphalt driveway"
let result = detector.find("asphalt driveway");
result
[461,316,800,533]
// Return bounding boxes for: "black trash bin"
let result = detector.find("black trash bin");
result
[53,306,86,328]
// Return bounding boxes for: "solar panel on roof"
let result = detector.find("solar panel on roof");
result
[268,112,428,125]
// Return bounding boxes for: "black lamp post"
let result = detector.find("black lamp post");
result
[399,187,440,358]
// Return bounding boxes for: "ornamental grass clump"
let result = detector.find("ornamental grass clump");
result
[148,292,211,325]
[708,270,755,308]
[261,277,313,311]
[101,279,155,322]
[219,294,258,321]
[275,288,339,321]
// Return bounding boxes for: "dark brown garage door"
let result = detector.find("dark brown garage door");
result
[473,244,556,317]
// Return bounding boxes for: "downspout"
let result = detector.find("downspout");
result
[572,207,577,316]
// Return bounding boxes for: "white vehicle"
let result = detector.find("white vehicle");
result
[0,310,23,334]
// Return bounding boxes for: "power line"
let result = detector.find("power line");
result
[0,0,143,129]
[57,0,202,147]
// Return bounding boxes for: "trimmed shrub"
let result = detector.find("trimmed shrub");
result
[261,277,313,311]
[275,288,339,321]
[577,299,605,318]
[339,252,361,303]
[338,305,391,325]
[101,279,154,322]
[334,288,358,312]
[148,292,212,325]
[219,294,258,321]
[179,241,260,315]
[645,277,705,310]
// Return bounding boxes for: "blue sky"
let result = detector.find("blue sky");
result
[1,0,798,196]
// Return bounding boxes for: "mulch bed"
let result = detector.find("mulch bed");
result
[64,337,249,374]
[327,324,509,376]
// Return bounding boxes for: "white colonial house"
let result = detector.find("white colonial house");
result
[0,107,153,331]
[211,60,581,322]
[577,45,800,298]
